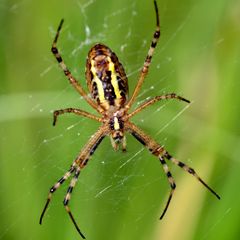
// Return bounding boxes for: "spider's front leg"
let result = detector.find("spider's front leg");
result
[39,165,76,225]
[63,166,86,238]
[126,121,176,219]
[126,121,220,219]
[40,125,109,239]
[62,125,108,238]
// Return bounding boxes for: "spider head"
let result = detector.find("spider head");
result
[109,115,126,151]
[111,130,124,142]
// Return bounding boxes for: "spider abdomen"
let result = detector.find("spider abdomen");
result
[85,43,128,111]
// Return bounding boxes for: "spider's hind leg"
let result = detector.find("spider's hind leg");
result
[126,0,160,110]
[51,19,102,113]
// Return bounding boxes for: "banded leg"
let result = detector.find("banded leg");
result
[126,121,176,218]
[126,0,160,110]
[128,93,190,118]
[126,121,220,219]
[164,152,220,199]
[60,125,108,238]
[39,164,76,224]
[126,122,176,219]
[53,108,102,126]
[63,167,86,239]
[52,19,102,114]
[158,156,176,219]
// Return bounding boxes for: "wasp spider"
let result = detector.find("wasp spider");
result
[39,1,220,238]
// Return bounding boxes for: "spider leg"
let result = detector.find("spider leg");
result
[126,121,176,219]
[63,167,86,239]
[39,164,76,224]
[53,108,102,126]
[126,121,220,219]
[164,152,220,200]
[126,0,160,110]
[158,155,176,219]
[40,125,108,238]
[128,93,190,118]
[122,135,127,152]
[52,19,103,114]
[60,125,108,238]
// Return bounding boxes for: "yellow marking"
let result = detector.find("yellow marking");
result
[65,193,71,200]
[163,164,168,173]
[108,57,121,99]
[90,60,105,102]
[71,178,77,187]
[113,117,120,130]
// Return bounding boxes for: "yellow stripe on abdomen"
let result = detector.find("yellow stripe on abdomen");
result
[90,60,105,102]
[108,58,121,99]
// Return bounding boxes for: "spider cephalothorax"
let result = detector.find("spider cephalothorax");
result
[108,112,126,151]
[40,1,220,239]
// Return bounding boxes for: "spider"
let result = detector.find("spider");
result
[39,1,220,238]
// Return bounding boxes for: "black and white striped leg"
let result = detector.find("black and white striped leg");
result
[126,0,161,109]
[39,165,76,224]
[164,152,220,200]
[158,156,176,219]
[51,19,101,113]
[63,167,86,239]
[128,123,176,219]
[127,121,220,220]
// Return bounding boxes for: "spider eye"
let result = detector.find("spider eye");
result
[112,131,123,143]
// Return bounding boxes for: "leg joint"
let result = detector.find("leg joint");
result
[50,187,56,193]
[154,30,160,38]
[51,47,58,54]
[63,198,69,206]
[164,152,172,160]
[171,182,176,189]
[188,168,195,174]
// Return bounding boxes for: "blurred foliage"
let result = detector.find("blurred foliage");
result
[0,0,239,240]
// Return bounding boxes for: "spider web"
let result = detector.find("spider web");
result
[0,0,231,239]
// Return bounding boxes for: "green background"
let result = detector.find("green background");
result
[0,0,239,239]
